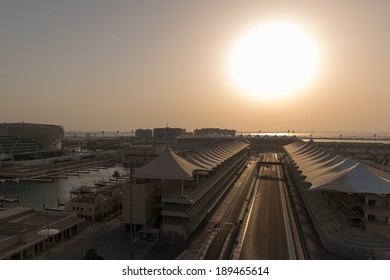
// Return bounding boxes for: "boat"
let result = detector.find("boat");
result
[94,181,107,187]
[70,185,92,195]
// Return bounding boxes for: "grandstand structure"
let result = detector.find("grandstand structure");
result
[0,123,64,160]
[284,139,390,259]
[122,138,250,239]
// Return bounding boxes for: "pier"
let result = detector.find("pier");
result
[0,193,19,207]
[0,155,117,183]
[20,178,54,183]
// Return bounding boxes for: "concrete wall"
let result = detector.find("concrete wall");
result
[123,181,155,226]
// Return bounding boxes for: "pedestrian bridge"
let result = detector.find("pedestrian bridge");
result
[256,161,283,167]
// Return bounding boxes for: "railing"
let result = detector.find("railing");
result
[186,152,247,203]
[185,157,248,233]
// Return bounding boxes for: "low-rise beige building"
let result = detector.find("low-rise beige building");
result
[64,183,123,224]
[0,207,84,260]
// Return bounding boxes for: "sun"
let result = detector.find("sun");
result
[230,22,319,100]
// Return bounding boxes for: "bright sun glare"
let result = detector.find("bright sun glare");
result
[230,22,319,100]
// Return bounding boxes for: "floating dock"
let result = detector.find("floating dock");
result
[0,195,19,207]
[20,178,54,183]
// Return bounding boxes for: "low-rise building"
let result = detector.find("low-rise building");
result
[153,127,186,141]
[0,122,64,160]
[194,128,236,136]
[63,184,123,224]
[176,133,237,150]
[0,207,84,260]
[121,144,165,165]
[135,129,153,140]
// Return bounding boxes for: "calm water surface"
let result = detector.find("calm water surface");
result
[0,165,125,209]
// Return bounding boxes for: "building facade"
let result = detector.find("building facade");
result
[63,184,123,224]
[284,140,390,259]
[122,139,250,239]
[0,123,64,160]
[194,128,236,136]
[135,129,153,140]
[0,207,84,260]
[153,127,186,141]
[121,145,164,166]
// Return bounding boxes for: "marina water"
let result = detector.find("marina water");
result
[0,165,125,209]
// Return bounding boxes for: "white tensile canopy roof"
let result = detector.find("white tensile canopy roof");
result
[135,148,206,181]
[185,139,249,170]
[135,139,249,181]
[304,158,356,182]
[309,163,390,195]
[185,154,214,170]
[284,140,390,195]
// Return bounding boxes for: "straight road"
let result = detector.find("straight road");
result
[239,153,294,259]
[202,161,256,259]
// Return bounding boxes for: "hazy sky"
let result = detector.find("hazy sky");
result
[1,0,389,133]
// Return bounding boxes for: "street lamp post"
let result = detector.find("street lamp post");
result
[38,205,59,259]
[129,165,134,260]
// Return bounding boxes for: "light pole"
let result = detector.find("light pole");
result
[38,205,59,259]
[129,165,134,260]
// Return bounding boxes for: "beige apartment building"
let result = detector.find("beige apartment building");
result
[63,183,123,224]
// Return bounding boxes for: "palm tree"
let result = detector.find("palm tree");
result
[113,171,121,181]
[84,248,104,260]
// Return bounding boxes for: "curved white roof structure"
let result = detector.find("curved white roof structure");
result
[284,140,390,195]
[135,139,249,181]
[135,148,206,181]
[185,154,214,170]
[304,158,356,181]
[310,163,390,195]
[185,139,249,171]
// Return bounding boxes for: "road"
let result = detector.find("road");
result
[202,160,256,259]
[239,153,294,259]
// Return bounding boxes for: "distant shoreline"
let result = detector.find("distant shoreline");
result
[64,130,390,144]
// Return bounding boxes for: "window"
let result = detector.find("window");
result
[368,200,376,207]
[368,214,376,221]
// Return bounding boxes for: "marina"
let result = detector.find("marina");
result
[0,164,126,210]
[0,194,19,207]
